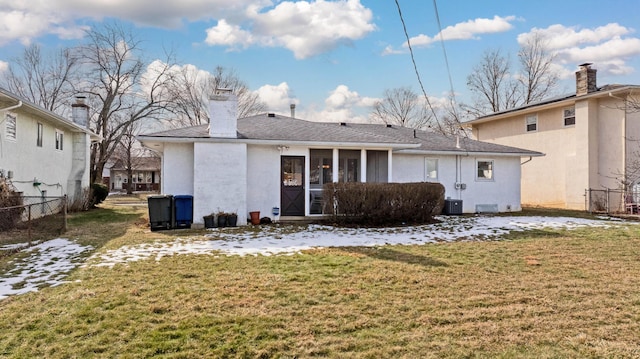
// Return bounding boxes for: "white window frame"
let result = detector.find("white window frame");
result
[55,129,64,151]
[424,158,438,182]
[5,112,17,140]
[476,159,494,181]
[563,106,576,126]
[525,114,537,132]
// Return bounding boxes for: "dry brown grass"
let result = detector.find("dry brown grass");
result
[0,200,639,357]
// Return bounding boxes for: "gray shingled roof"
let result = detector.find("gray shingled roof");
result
[140,113,542,156]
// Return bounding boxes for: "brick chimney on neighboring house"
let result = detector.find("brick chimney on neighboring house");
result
[576,63,597,96]
[208,88,238,138]
[71,96,89,127]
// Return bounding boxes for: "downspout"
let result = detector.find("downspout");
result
[0,100,23,113]
[521,156,533,165]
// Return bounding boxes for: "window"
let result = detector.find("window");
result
[425,158,438,181]
[310,149,333,188]
[37,123,43,147]
[5,113,16,140]
[477,160,494,181]
[55,130,64,150]
[563,107,575,126]
[338,150,360,183]
[310,149,334,215]
[525,114,537,132]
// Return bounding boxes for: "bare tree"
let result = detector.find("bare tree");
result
[166,65,266,128]
[518,32,559,105]
[463,49,520,117]
[77,22,176,184]
[0,44,78,116]
[112,120,157,194]
[370,87,432,129]
[464,37,559,117]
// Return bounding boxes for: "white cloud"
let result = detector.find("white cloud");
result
[205,19,254,49]
[0,1,375,59]
[0,61,8,73]
[517,23,640,77]
[244,0,376,59]
[256,82,298,114]
[381,45,405,56]
[407,15,516,48]
[300,85,378,123]
[517,23,632,50]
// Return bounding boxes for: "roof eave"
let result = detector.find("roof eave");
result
[137,135,421,150]
[394,149,545,157]
[469,85,640,124]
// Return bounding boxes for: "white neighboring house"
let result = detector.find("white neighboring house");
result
[138,89,542,226]
[0,88,99,201]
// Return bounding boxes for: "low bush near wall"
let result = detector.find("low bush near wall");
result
[323,182,445,225]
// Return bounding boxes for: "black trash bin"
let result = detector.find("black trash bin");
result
[148,195,173,231]
[173,195,193,229]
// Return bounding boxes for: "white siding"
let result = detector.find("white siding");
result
[0,109,82,198]
[193,142,247,225]
[392,153,522,213]
[246,145,281,220]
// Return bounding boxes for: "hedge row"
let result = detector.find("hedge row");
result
[322,182,445,225]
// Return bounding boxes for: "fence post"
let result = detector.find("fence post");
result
[28,205,32,245]
[63,195,68,233]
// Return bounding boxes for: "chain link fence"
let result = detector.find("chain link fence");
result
[585,188,638,214]
[0,195,67,247]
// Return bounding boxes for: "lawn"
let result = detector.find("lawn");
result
[0,198,639,358]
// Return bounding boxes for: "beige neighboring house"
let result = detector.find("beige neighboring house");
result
[109,157,161,192]
[0,88,99,201]
[468,63,640,211]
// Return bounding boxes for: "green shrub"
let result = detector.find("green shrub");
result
[90,183,109,207]
[323,182,445,226]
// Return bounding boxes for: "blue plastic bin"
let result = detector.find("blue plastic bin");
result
[173,195,193,229]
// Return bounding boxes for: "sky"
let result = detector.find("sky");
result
[1,0,640,124]
[0,215,622,299]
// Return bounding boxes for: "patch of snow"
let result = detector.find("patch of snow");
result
[0,215,630,301]
[0,239,93,300]
[89,216,620,268]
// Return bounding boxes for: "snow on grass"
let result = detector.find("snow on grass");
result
[0,215,627,301]
[0,239,93,300]
[89,216,617,268]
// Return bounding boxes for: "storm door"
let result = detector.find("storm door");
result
[281,156,305,216]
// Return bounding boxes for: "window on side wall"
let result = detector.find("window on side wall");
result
[525,114,537,132]
[563,107,575,126]
[55,130,64,151]
[5,113,17,140]
[37,123,43,147]
[477,160,494,181]
[425,158,438,181]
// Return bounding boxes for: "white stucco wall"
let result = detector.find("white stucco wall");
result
[161,142,194,196]
[0,109,78,198]
[193,142,247,225]
[392,153,522,213]
[246,145,281,220]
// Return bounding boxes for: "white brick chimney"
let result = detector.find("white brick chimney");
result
[208,88,238,138]
[576,63,597,96]
[71,96,89,127]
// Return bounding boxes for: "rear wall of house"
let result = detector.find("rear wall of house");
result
[0,109,77,198]
[473,97,630,210]
[392,153,522,213]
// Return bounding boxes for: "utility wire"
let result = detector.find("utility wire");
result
[432,0,465,135]
[393,0,444,134]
